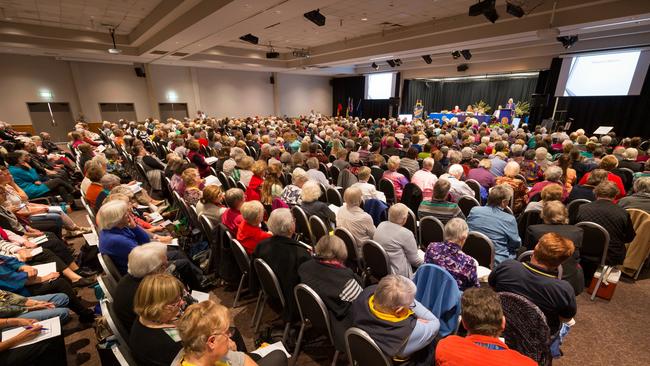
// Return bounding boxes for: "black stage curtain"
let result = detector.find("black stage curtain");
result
[538,57,650,138]
[401,76,538,115]
[361,99,390,119]
[332,76,365,116]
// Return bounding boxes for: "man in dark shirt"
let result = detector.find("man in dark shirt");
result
[489,232,577,334]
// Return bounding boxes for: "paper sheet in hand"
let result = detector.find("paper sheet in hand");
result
[149,212,164,223]
[168,238,179,246]
[83,233,99,246]
[1,317,61,349]
[251,341,291,358]
[204,156,218,165]
[477,265,492,280]
[191,290,210,303]
[32,235,48,245]
[30,247,43,256]
[129,183,143,194]
[32,262,57,277]
[204,175,221,186]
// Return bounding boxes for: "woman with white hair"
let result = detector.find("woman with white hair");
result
[424,218,479,290]
[445,164,476,202]
[336,187,375,254]
[97,200,150,275]
[351,274,439,358]
[113,242,168,332]
[382,156,409,201]
[299,180,336,226]
[373,203,423,278]
[280,168,309,205]
[527,165,568,201]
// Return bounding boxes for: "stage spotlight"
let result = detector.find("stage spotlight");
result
[461,50,472,60]
[239,33,259,45]
[506,2,525,18]
[557,35,578,49]
[371,62,379,70]
[469,0,495,17]
[394,59,402,66]
[484,8,499,23]
[457,64,469,72]
[452,50,461,59]
[422,55,432,64]
[266,51,279,59]
[304,9,326,26]
[387,60,396,67]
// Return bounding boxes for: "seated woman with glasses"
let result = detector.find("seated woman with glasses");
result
[178,300,288,366]
[129,273,186,366]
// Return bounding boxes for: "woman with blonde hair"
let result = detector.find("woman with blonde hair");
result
[236,200,271,255]
[182,167,203,206]
[196,185,226,225]
[129,273,186,366]
[382,156,409,201]
[178,300,288,366]
[260,162,284,206]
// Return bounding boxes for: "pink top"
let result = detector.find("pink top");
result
[410,170,438,201]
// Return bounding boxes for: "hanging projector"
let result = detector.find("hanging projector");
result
[107,28,122,54]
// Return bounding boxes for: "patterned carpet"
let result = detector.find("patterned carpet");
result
[63,209,650,366]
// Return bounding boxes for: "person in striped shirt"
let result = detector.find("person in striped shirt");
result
[418,179,465,224]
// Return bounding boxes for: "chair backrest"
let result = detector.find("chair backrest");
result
[318,183,328,203]
[236,181,246,191]
[309,215,329,243]
[517,252,564,279]
[98,253,123,283]
[112,344,138,366]
[367,174,376,187]
[319,163,330,178]
[253,258,286,307]
[100,299,130,348]
[419,216,444,249]
[227,176,237,190]
[517,209,542,246]
[397,167,411,181]
[463,231,495,269]
[326,187,343,206]
[576,221,609,265]
[96,275,117,302]
[330,165,340,185]
[217,171,230,189]
[231,239,251,275]
[499,292,552,366]
[458,195,480,217]
[334,227,360,271]
[464,179,482,202]
[612,168,634,191]
[345,327,392,366]
[361,240,391,281]
[400,183,423,215]
[378,178,396,203]
[295,284,335,344]
[404,207,418,239]
[199,216,221,273]
[291,206,312,244]
[567,199,591,224]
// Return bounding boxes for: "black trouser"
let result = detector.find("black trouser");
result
[167,248,204,290]
[44,178,75,204]
[0,322,67,366]
[251,350,289,366]
[26,278,88,316]
[28,219,63,240]
[29,248,68,272]
[38,232,73,264]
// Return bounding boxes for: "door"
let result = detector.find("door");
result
[27,102,76,142]
[159,103,188,121]
[99,103,137,122]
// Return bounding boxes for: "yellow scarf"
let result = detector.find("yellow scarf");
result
[368,295,413,322]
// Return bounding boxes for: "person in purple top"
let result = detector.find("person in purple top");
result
[467,159,495,189]
[424,218,479,291]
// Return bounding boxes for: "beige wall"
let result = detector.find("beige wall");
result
[0,54,333,124]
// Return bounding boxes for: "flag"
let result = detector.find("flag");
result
[336,103,342,117]
[346,97,353,117]
[356,99,363,118]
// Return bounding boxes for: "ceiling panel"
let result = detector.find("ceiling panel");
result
[0,0,162,34]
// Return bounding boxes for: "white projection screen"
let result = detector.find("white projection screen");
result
[365,72,397,99]
[554,48,650,97]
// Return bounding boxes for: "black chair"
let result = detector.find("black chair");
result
[345,327,392,366]
[309,215,329,244]
[576,222,610,301]
[419,216,444,250]
[318,183,328,203]
[397,167,411,181]
[361,240,391,283]
[231,239,251,307]
[404,207,418,242]
[319,163,330,179]
[218,224,242,285]
[97,275,117,302]
[458,195,480,217]
[378,178,396,204]
[98,253,122,283]
[217,171,230,189]
[252,259,291,345]
[517,209,542,247]
[236,181,246,191]
[227,176,237,190]
[612,168,634,192]
[367,173,377,187]
[400,183,422,215]
[463,231,495,269]
[465,179,482,202]
[334,227,361,274]
[292,206,312,244]
[326,187,343,206]
[330,165,340,186]
[199,216,221,274]
[567,199,591,224]
[292,284,341,366]
[100,299,131,350]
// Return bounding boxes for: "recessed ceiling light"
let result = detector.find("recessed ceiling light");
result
[361,17,368,21]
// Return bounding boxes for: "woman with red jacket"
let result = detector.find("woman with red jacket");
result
[245,160,266,202]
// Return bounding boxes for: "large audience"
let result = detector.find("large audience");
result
[0,114,648,365]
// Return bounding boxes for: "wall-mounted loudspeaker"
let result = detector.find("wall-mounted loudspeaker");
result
[134,64,146,77]
[270,76,275,84]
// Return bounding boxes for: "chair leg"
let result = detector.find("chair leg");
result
[331,350,340,366]
[281,321,291,347]
[251,292,263,327]
[591,265,608,301]
[290,323,305,366]
[233,274,246,308]
[254,297,266,333]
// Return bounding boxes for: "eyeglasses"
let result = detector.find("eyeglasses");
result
[165,297,184,309]
[211,328,233,339]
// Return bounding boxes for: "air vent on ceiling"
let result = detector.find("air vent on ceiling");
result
[172,52,189,57]
[150,50,168,55]
[265,22,281,29]
[378,22,403,27]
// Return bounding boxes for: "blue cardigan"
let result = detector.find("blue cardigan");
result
[0,255,29,296]
[8,165,50,198]
[99,226,150,274]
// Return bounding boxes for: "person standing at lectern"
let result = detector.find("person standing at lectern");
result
[506,98,515,110]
